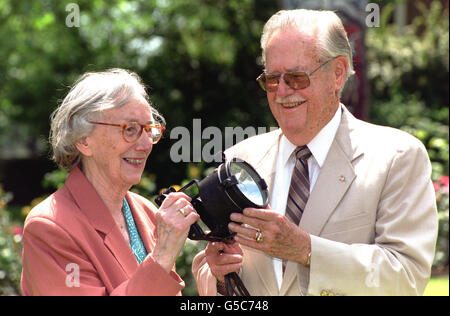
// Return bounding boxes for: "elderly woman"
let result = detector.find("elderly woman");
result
[21,69,199,295]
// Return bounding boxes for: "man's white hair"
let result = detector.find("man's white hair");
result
[260,9,355,82]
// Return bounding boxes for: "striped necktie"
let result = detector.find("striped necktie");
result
[283,146,311,274]
[285,146,312,225]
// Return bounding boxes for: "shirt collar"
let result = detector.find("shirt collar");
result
[280,104,342,167]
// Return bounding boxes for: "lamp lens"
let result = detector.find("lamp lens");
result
[230,162,264,206]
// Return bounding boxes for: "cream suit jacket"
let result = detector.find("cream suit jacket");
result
[192,105,438,296]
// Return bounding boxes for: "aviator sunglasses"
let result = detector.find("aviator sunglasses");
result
[88,121,166,144]
[256,56,339,92]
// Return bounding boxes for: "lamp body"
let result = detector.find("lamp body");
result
[155,159,268,241]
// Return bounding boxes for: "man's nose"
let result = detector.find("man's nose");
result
[275,75,294,96]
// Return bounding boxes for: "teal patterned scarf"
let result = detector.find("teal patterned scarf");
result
[122,198,148,264]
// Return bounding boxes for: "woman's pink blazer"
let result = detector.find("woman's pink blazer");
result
[21,166,184,295]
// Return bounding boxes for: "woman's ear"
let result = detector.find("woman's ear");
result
[75,137,93,157]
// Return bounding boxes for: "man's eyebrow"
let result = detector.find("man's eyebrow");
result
[287,65,306,72]
[265,69,280,75]
[265,65,306,74]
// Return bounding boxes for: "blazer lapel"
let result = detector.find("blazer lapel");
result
[66,167,138,277]
[252,136,280,198]
[301,105,362,236]
[103,233,138,278]
[299,141,356,235]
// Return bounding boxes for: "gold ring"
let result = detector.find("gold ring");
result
[255,230,264,243]
[178,208,186,216]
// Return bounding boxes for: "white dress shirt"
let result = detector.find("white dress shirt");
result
[270,105,342,290]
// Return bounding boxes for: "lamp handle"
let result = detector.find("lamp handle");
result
[225,272,251,296]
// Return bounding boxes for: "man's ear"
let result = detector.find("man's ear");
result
[75,137,93,157]
[334,55,349,91]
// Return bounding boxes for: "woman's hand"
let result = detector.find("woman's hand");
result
[152,192,199,272]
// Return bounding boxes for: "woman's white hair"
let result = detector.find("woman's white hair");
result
[260,9,355,82]
[49,68,165,169]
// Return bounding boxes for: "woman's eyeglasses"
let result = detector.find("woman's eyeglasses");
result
[88,121,166,144]
[256,56,339,92]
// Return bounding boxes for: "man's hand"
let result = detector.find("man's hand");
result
[228,207,311,266]
[205,241,243,283]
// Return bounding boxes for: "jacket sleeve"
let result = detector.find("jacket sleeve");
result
[191,249,219,296]
[21,217,184,296]
[307,141,438,296]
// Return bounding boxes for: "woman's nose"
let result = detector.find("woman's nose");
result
[135,131,153,153]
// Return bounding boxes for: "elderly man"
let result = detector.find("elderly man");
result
[192,9,438,296]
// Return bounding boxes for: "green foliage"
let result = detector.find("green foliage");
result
[42,168,68,190]
[366,1,449,109]
[0,185,22,295]
[0,0,278,185]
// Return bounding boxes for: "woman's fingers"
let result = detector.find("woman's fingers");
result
[159,192,191,209]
